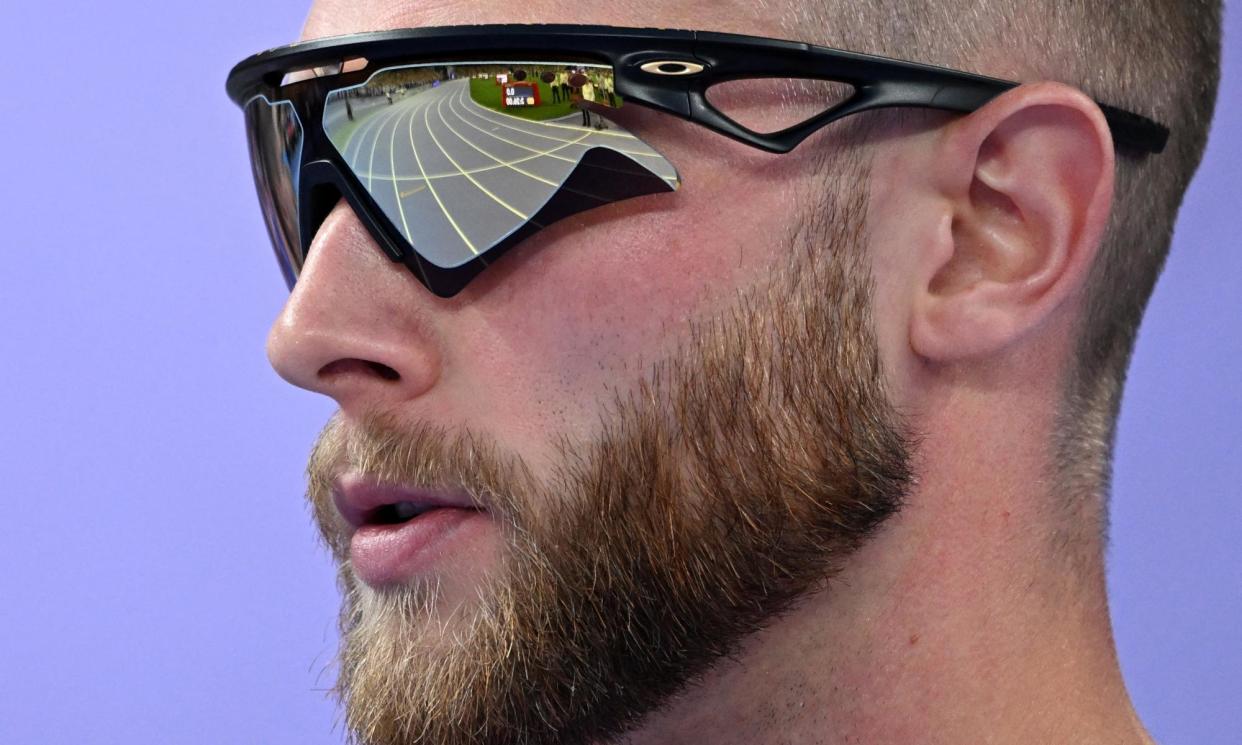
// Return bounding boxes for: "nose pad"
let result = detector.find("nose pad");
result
[305,182,344,250]
[281,181,340,292]
[297,164,339,270]
[297,160,409,281]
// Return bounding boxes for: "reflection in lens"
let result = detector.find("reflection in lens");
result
[245,96,304,287]
[323,62,679,270]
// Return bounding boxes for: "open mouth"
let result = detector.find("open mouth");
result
[342,492,490,585]
[332,476,483,534]
[365,501,441,526]
[356,502,486,535]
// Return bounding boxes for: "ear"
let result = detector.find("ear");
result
[909,82,1116,362]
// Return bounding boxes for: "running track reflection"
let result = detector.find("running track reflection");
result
[327,78,680,269]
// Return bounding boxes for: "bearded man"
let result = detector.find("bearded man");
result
[226,1,1222,742]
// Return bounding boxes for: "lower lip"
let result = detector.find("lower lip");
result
[349,508,487,587]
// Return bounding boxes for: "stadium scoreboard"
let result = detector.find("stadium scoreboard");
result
[502,82,540,108]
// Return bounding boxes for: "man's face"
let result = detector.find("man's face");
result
[272,2,914,743]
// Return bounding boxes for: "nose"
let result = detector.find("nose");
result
[266,200,443,413]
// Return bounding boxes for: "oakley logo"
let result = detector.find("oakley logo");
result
[640,60,706,76]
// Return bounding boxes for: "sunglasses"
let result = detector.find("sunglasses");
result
[226,24,1169,298]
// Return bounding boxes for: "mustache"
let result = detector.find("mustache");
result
[305,408,534,561]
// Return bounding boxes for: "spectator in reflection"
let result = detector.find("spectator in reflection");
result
[570,82,591,127]
[549,70,562,103]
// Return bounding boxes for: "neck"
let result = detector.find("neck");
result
[609,393,1150,745]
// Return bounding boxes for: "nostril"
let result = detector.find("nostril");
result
[368,362,400,381]
[319,359,401,381]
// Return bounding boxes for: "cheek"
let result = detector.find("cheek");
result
[442,152,801,457]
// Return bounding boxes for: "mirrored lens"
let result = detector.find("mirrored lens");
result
[244,96,304,288]
[323,61,679,270]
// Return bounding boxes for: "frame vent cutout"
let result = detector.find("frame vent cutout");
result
[705,78,855,134]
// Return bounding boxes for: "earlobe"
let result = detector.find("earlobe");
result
[909,82,1116,364]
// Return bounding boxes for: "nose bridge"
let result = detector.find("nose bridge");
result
[267,197,443,413]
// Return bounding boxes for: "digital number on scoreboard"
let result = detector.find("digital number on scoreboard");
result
[504,84,537,107]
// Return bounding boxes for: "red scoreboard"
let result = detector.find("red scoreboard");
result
[502,82,541,108]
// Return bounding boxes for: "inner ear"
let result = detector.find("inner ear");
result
[932,176,1029,296]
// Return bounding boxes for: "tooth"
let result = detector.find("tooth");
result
[392,501,420,521]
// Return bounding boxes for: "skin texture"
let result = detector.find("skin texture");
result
[265,1,1156,743]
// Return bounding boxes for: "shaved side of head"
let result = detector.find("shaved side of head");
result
[770,0,1222,559]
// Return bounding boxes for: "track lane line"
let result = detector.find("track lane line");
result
[346,82,578,184]
[435,94,559,187]
[337,97,401,160]
[344,96,402,169]
[450,85,679,185]
[366,98,409,190]
[425,96,528,219]
[387,95,436,242]
[444,85,589,171]
[360,93,434,187]
[454,86,671,159]
[342,81,676,187]
[406,88,477,255]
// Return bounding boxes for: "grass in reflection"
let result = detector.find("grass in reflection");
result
[469,78,574,122]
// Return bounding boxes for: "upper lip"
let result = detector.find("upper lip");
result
[332,474,481,531]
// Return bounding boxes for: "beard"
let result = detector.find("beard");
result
[303,172,914,745]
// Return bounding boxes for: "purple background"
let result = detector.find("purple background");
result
[0,2,1236,742]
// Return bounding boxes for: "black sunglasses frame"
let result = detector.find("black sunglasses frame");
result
[227,24,1170,297]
